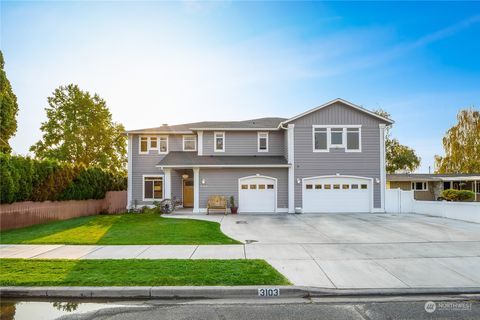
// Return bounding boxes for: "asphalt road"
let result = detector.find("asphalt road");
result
[55,296,480,320]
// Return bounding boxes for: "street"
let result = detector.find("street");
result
[7,295,473,320]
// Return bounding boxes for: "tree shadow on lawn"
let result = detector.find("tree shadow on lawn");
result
[0,259,289,286]
[0,213,240,245]
[0,215,121,244]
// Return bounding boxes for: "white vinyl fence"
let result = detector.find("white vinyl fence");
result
[386,189,480,224]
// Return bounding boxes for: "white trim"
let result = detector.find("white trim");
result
[287,124,295,213]
[312,125,362,152]
[257,132,269,152]
[282,98,394,125]
[379,124,386,212]
[164,168,171,199]
[238,175,277,213]
[157,164,291,168]
[190,127,280,131]
[302,175,374,213]
[182,135,197,152]
[411,181,428,191]
[214,131,225,152]
[142,174,165,201]
[276,208,288,213]
[127,130,192,135]
[193,168,200,213]
[127,135,133,209]
[197,131,203,156]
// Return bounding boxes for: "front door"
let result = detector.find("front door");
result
[183,180,194,208]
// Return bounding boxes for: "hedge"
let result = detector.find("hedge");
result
[441,189,475,202]
[0,153,126,204]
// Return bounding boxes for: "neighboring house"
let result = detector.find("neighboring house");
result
[126,98,393,213]
[387,173,480,202]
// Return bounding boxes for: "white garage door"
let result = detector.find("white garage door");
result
[238,176,276,213]
[302,176,372,213]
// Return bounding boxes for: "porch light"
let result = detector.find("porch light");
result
[375,178,380,184]
[182,174,189,180]
[201,178,206,185]
[296,178,301,184]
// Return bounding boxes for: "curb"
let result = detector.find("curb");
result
[2,286,480,299]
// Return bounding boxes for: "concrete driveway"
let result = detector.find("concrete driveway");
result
[2,212,479,290]
[170,212,480,289]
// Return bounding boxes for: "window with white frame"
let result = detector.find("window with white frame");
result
[313,128,328,151]
[412,182,428,191]
[214,132,225,152]
[143,176,163,200]
[346,128,360,151]
[313,126,361,152]
[258,132,268,152]
[183,135,197,151]
[139,136,168,154]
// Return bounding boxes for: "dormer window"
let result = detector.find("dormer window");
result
[258,132,269,152]
[183,135,197,151]
[214,132,225,152]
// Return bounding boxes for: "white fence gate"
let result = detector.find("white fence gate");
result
[386,188,480,223]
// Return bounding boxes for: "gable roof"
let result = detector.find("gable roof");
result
[281,98,394,125]
[126,117,286,134]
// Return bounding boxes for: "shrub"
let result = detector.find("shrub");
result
[0,153,127,204]
[441,189,475,201]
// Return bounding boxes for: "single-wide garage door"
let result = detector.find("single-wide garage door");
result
[238,176,276,213]
[303,176,372,213]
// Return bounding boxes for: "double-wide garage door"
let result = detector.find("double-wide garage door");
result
[238,176,276,213]
[303,176,372,213]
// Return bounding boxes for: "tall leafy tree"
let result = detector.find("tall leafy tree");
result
[435,108,480,173]
[0,51,19,153]
[374,109,421,173]
[30,84,126,172]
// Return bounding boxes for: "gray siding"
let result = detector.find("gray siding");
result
[203,131,285,156]
[199,168,288,209]
[130,134,166,206]
[291,102,386,209]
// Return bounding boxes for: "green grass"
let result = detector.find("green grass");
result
[0,259,290,286]
[0,213,240,245]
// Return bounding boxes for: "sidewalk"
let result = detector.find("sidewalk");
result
[2,243,480,290]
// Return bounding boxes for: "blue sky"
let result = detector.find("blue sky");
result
[2,1,479,172]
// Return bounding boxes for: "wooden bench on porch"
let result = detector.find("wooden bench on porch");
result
[207,195,228,215]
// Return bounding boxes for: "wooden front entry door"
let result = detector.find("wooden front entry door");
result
[183,180,194,208]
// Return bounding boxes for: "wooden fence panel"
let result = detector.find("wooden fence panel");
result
[0,191,127,231]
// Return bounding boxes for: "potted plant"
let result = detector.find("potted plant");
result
[229,195,238,214]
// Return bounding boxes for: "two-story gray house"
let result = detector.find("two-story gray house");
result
[126,98,393,214]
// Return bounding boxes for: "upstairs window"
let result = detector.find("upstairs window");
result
[312,126,361,152]
[214,132,225,152]
[313,128,327,151]
[346,128,360,151]
[412,182,428,191]
[183,135,197,151]
[139,136,168,154]
[330,128,343,146]
[258,132,269,152]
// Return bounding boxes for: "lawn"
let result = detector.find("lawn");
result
[0,259,290,286]
[0,213,240,245]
